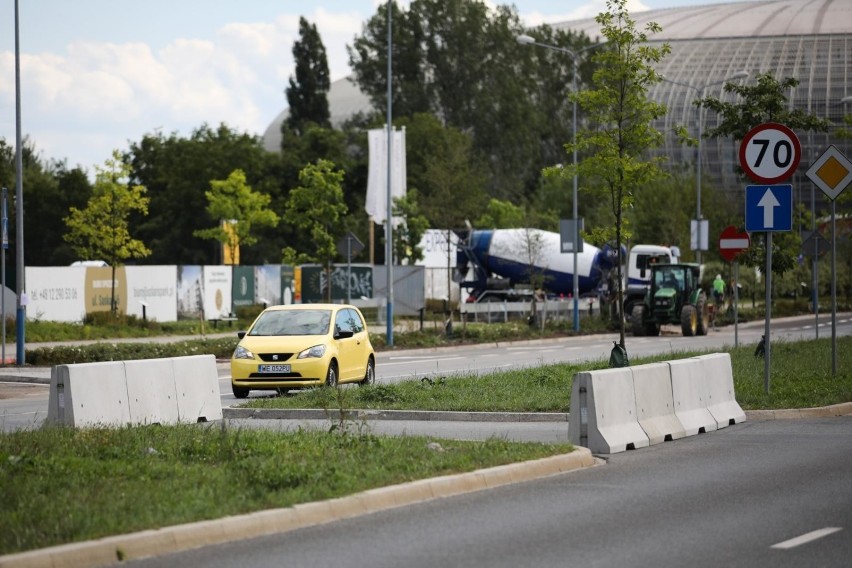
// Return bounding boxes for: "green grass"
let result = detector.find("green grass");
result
[243,336,852,413]
[0,424,572,555]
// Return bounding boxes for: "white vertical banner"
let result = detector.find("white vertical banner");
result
[365,127,406,225]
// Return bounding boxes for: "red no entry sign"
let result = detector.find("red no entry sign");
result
[719,225,750,262]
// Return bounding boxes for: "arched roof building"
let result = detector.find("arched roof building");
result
[263,0,852,207]
[553,0,852,204]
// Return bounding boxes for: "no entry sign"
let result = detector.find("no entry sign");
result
[719,225,750,262]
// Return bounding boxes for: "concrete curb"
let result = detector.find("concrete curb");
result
[746,401,852,420]
[0,448,596,568]
[223,407,569,422]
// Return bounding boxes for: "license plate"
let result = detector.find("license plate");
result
[258,364,291,373]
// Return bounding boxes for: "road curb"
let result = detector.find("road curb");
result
[223,407,569,422]
[746,401,852,420]
[0,448,596,568]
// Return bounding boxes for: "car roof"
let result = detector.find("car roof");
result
[263,304,359,312]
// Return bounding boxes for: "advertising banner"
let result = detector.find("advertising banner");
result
[126,266,177,322]
[203,265,232,319]
[300,264,373,303]
[255,265,281,306]
[232,266,255,310]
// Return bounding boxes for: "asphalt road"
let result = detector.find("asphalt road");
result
[1,313,850,434]
[124,416,852,568]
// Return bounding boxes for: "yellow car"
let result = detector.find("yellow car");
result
[230,304,375,398]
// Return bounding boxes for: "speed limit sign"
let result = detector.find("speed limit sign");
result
[739,122,801,184]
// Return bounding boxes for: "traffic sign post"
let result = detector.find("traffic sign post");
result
[739,123,801,184]
[745,185,793,232]
[719,225,750,348]
[740,123,801,394]
[805,145,852,377]
[718,225,750,262]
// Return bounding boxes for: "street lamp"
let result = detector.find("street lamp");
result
[660,71,749,266]
[517,34,604,332]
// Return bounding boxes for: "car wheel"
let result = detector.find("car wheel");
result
[232,385,249,399]
[325,362,338,388]
[359,357,375,386]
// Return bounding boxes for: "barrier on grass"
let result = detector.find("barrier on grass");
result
[569,353,744,454]
[47,355,221,428]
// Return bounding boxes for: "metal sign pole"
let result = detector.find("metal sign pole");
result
[733,260,739,349]
[831,200,837,376]
[1,187,6,367]
[764,233,772,394]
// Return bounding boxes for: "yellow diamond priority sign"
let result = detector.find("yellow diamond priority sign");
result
[806,145,852,201]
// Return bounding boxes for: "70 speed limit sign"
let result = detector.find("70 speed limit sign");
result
[739,122,801,184]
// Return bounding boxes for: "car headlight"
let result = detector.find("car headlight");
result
[233,345,255,360]
[297,345,326,359]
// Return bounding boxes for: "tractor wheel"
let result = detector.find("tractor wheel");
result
[631,304,647,336]
[646,321,661,336]
[696,294,709,336]
[681,305,697,336]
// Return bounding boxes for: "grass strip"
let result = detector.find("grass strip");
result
[243,336,852,413]
[0,424,572,555]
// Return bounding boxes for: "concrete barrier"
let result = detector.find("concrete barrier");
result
[569,367,649,454]
[125,358,180,425]
[694,353,746,428]
[173,355,223,423]
[631,362,686,444]
[48,362,130,427]
[46,355,221,428]
[668,358,718,436]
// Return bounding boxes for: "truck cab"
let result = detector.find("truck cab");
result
[622,244,681,318]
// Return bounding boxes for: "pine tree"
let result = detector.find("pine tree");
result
[285,17,331,134]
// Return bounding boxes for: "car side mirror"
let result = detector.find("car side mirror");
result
[237,331,246,339]
[335,329,355,340]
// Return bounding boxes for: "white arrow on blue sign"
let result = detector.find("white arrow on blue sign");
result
[745,185,793,232]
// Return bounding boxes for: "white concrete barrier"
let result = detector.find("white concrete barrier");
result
[668,358,718,436]
[631,362,686,444]
[694,353,746,428]
[173,355,223,423]
[570,367,649,454]
[125,358,180,426]
[46,355,222,428]
[47,362,130,428]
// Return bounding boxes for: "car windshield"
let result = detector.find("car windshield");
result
[248,309,331,336]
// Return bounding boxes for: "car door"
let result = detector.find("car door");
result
[333,308,358,381]
[345,308,371,378]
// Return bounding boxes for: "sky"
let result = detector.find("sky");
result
[0,0,740,177]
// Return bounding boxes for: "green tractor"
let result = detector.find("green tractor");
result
[631,263,710,337]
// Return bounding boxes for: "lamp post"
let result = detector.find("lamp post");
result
[517,34,604,332]
[660,72,749,266]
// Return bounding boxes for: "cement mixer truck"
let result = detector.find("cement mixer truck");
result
[454,228,680,316]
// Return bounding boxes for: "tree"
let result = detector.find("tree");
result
[398,113,488,229]
[286,17,331,134]
[127,123,283,265]
[193,169,280,265]
[564,0,670,349]
[391,189,430,265]
[475,198,526,229]
[281,160,348,302]
[64,150,151,313]
[697,73,832,276]
[348,0,598,200]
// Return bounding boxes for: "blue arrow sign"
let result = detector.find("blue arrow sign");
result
[745,185,792,232]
